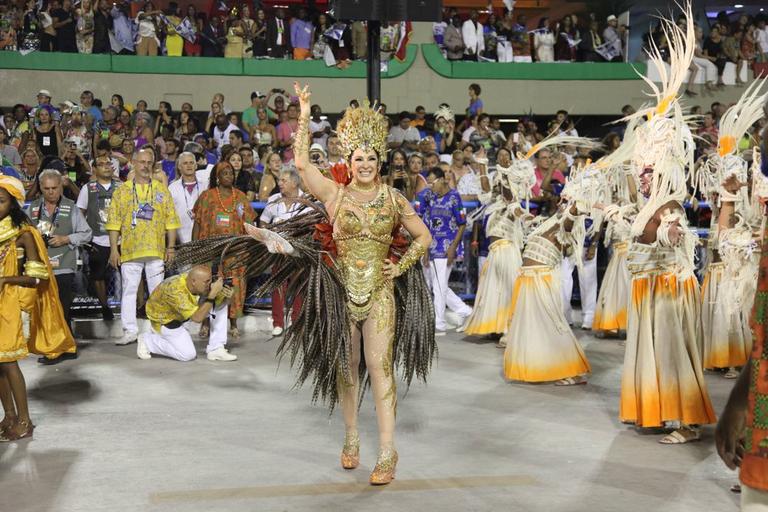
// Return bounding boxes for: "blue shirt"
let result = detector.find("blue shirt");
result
[416,189,466,259]
[290,19,314,50]
[110,7,135,51]
[161,159,176,182]
[0,166,21,180]
[468,99,483,116]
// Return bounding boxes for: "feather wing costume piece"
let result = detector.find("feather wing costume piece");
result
[171,196,436,410]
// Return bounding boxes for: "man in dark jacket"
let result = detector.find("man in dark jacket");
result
[266,8,291,58]
[92,0,112,53]
[201,15,225,57]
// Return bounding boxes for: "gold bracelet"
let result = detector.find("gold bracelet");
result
[24,260,49,280]
[397,241,426,276]
[294,112,310,162]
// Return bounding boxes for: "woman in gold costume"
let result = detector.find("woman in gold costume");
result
[0,176,76,442]
[172,83,435,485]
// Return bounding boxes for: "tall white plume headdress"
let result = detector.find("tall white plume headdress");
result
[626,2,697,237]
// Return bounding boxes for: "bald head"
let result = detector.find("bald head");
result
[187,265,213,296]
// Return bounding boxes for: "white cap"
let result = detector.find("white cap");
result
[309,143,327,156]
[606,15,617,22]
[38,89,52,98]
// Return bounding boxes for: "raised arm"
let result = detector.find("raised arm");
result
[293,82,338,203]
[718,174,747,233]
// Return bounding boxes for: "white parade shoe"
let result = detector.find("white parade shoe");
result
[271,326,284,336]
[136,334,152,360]
[207,347,238,361]
[116,331,138,346]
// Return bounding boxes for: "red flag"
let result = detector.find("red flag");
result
[394,21,412,62]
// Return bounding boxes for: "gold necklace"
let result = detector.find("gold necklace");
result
[349,180,377,193]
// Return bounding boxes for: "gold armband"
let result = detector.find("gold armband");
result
[24,261,49,280]
[294,112,310,161]
[397,241,426,276]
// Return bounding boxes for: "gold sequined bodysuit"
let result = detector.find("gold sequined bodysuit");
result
[332,185,400,322]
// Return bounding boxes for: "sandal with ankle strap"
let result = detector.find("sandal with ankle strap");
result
[0,419,35,442]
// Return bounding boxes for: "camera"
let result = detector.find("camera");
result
[42,233,51,246]
[223,277,233,287]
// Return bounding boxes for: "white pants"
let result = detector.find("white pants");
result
[743,485,768,511]
[497,41,513,62]
[561,254,597,328]
[692,56,718,83]
[143,301,229,361]
[120,258,165,335]
[430,258,472,330]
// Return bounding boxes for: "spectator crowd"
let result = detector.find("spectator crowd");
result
[0,79,764,344]
[0,0,388,63]
[434,7,629,63]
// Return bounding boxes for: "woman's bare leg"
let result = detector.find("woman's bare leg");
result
[340,324,362,441]
[361,290,397,452]
[0,362,30,437]
[0,372,17,429]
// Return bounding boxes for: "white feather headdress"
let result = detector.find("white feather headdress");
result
[627,2,697,237]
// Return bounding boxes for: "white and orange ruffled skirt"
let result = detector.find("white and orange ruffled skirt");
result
[700,261,753,369]
[461,239,521,335]
[592,241,630,334]
[502,265,591,383]
[620,268,716,427]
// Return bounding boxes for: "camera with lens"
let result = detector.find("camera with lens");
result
[42,233,52,246]
[223,277,233,287]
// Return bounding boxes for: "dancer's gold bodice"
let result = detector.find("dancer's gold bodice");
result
[333,185,398,320]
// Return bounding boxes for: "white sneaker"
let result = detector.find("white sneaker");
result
[207,347,238,361]
[136,333,152,360]
[116,331,138,346]
[271,326,284,336]
[435,330,447,337]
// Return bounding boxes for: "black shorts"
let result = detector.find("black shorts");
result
[88,244,112,281]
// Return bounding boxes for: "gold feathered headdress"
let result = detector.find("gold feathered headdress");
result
[335,101,389,160]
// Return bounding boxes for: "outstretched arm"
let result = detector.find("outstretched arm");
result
[718,174,747,233]
[293,82,338,203]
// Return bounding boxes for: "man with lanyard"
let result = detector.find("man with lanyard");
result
[260,168,304,336]
[77,154,122,320]
[26,169,92,363]
[417,167,473,335]
[169,151,209,244]
[138,265,236,362]
[107,148,180,346]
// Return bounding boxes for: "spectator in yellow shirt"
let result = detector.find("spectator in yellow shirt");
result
[106,148,180,346]
[137,265,237,362]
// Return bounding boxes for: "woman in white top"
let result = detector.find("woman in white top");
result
[135,1,161,56]
[534,17,556,62]
[249,107,276,147]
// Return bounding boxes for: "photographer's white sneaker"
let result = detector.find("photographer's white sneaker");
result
[207,347,237,361]
[136,334,152,360]
[116,331,138,346]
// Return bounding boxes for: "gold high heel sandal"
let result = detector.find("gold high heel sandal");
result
[0,419,35,442]
[340,432,360,470]
[369,447,398,485]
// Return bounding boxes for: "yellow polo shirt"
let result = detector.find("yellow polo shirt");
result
[146,273,200,332]
[106,179,181,262]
